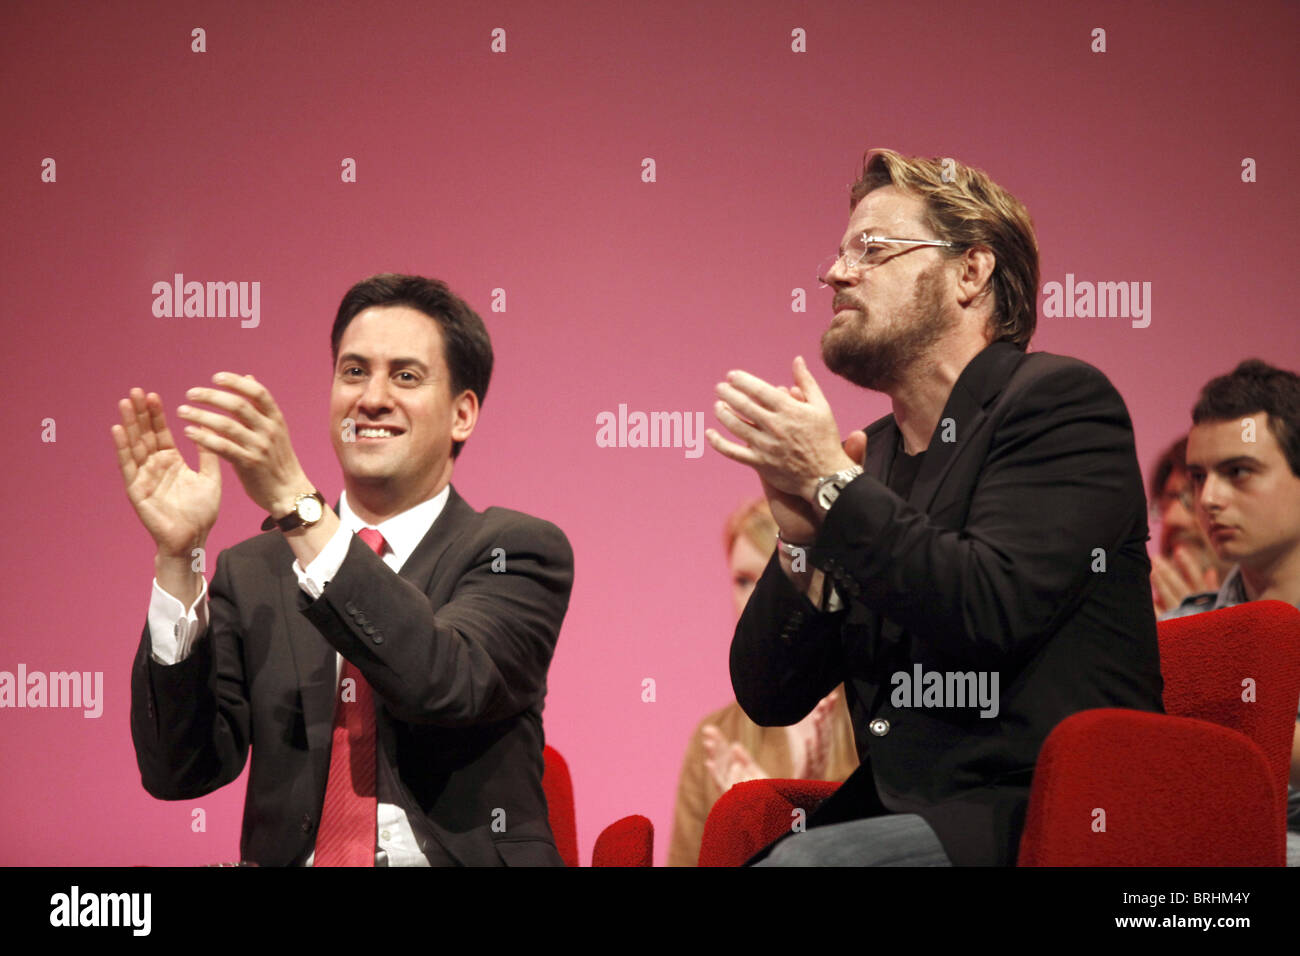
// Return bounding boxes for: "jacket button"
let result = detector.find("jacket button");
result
[869,718,890,736]
[301,815,314,833]
[372,633,384,645]
[345,602,357,615]
[362,624,376,635]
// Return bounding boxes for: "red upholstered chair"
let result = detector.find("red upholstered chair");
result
[698,778,839,867]
[592,814,655,868]
[543,745,581,866]
[1156,600,1300,829]
[1016,708,1281,865]
[543,745,653,866]
[1019,600,1300,865]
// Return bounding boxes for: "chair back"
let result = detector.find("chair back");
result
[542,745,580,867]
[1017,708,1281,865]
[1159,600,1300,822]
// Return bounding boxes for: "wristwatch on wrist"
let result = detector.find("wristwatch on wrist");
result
[261,491,326,532]
[814,466,865,513]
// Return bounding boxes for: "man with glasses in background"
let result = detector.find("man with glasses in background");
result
[709,148,1164,865]
[1148,435,1231,616]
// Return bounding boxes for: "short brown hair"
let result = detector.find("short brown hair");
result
[330,273,493,459]
[1192,359,1300,478]
[723,497,777,557]
[850,149,1039,350]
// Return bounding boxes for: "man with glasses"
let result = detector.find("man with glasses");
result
[709,149,1164,865]
[1148,435,1230,616]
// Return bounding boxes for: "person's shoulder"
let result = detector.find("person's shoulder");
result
[1012,349,1116,389]
[471,503,574,562]
[693,699,748,733]
[691,699,768,748]
[1004,349,1128,409]
[478,504,567,537]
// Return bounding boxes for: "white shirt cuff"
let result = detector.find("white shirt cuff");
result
[293,522,355,600]
[824,583,845,613]
[148,578,210,665]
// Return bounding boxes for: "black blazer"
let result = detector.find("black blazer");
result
[731,342,1164,865]
[131,485,574,866]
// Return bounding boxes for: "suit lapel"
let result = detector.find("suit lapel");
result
[862,416,898,483]
[396,485,478,597]
[905,341,1024,514]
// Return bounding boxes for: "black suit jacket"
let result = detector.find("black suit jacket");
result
[731,342,1164,865]
[131,485,574,866]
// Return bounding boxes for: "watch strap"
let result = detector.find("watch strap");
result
[261,491,325,532]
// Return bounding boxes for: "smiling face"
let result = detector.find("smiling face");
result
[820,185,961,390]
[1185,413,1300,572]
[329,305,477,519]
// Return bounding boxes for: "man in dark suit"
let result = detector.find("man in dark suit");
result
[708,149,1164,865]
[114,274,573,866]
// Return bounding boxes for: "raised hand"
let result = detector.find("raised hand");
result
[709,359,866,544]
[1151,545,1221,614]
[174,373,311,518]
[112,387,221,557]
[797,690,840,780]
[701,724,771,792]
[709,356,857,503]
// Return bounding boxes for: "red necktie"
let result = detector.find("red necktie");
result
[314,528,387,866]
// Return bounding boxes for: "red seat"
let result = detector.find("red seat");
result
[543,745,653,866]
[1016,708,1281,865]
[698,779,838,867]
[1157,601,1300,828]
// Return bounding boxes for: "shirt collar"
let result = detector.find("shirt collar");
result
[337,486,450,570]
[1212,565,1249,610]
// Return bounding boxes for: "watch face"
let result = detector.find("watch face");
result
[817,481,842,511]
[298,496,323,523]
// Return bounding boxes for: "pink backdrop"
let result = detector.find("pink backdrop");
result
[3,0,1297,866]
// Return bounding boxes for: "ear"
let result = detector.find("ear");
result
[450,389,479,446]
[954,246,997,309]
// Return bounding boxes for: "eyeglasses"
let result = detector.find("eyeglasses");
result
[817,234,955,287]
[1148,489,1196,524]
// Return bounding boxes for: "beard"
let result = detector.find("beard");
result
[821,263,957,391]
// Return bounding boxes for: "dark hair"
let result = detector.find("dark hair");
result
[850,148,1040,350]
[1149,435,1188,499]
[330,273,493,459]
[1192,359,1300,477]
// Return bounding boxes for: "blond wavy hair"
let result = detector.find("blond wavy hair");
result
[850,149,1039,350]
